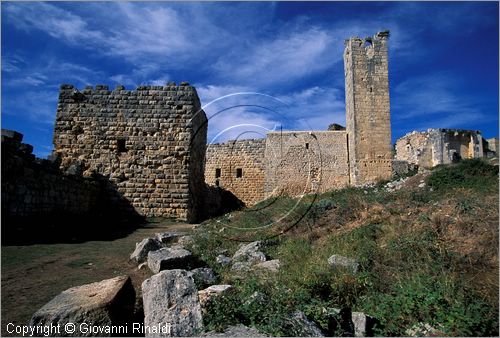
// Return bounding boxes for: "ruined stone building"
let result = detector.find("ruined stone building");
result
[53,83,207,222]
[206,31,393,204]
[395,129,497,169]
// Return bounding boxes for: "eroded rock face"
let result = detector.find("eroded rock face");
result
[147,246,194,273]
[198,285,234,311]
[131,237,163,264]
[29,276,135,337]
[142,269,202,337]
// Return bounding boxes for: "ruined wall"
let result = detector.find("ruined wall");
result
[486,137,499,155]
[205,139,265,206]
[264,131,349,197]
[53,83,207,222]
[395,129,484,168]
[2,130,101,218]
[344,31,392,185]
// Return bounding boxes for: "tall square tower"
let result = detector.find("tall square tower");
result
[344,31,392,185]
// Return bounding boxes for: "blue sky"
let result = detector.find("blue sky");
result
[2,1,498,158]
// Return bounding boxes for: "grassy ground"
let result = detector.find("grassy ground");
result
[189,159,499,336]
[1,219,193,337]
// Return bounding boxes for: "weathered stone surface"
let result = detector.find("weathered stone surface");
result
[232,241,266,264]
[189,267,217,289]
[156,232,185,244]
[130,237,163,264]
[328,254,360,273]
[29,276,135,336]
[198,285,234,310]
[147,246,194,273]
[255,259,280,272]
[201,324,267,337]
[283,311,325,337]
[216,254,231,266]
[177,235,194,246]
[352,312,377,337]
[142,269,203,337]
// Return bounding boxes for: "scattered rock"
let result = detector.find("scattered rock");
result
[418,182,426,188]
[231,261,252,272]
[328,254,360,273]
[177,235,194,246]
[147,246,194,273]
[232,241,266,263]
[216,254,231,266]
[30,276,135,336]
[405,322,440,337]
[201,324,267,337]
[283,311,325,337]
[243,291,267,307]
[255,259,281,272]
[142,269,203,337]
[156,231,185,244]
[130,237,163,264]
[352,312,377,337]
[198,285,234,310]
[189,267,218,289]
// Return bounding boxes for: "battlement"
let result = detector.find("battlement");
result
[344,30,390,48]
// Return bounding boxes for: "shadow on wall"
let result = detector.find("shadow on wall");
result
[1,130,145,246]
[205,184,245,219]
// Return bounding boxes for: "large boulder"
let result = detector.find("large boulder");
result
[147,246,195,273]
[202,324,267,337]
[29,276,135,337]
[283,311,325,337]
[327,255,360,273]
[130,238,163,264]
[142,269,203,337]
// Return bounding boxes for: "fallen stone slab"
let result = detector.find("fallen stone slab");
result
[147,246,194,273]
[29,276,135,337]
[130,237,163,264]
[352,312,377,337]
[198,284,234,311]
[142,269,202,337]
[189,267,218,289]
[201,324,267,337]
[156,231,185,244]
[327,254,360,273]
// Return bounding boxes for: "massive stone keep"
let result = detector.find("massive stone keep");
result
[53,83,207,222]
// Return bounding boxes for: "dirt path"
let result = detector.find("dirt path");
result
[1,220,194,336]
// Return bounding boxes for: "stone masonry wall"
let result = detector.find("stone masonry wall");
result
[53,83,207,222]
[264,131,349,197]
[205,139,265,206]
[344,31,392,185]
[395,129,484,168]
[2,130,101,218]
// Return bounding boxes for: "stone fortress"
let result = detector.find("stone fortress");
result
[2,31,498,223]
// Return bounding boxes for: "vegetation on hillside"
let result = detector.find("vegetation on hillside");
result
[189,159,499,336]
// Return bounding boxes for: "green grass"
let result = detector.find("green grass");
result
[193,159,499,336]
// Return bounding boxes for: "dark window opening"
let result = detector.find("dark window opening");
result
[305,143,309,149]
[369,87,373,93]
[117,139,127,153]
[215,168,221,178]
[215,179,220,187]
[236,168,242,178]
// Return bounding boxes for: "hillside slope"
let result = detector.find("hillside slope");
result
[190,159,499,336]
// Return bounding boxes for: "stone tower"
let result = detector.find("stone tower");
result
[344,31,392,185]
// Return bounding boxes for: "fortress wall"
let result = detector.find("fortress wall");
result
[53,83,207,222]
[1,130,101,218]
[205,139,265,206]
[264,131,349,197]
